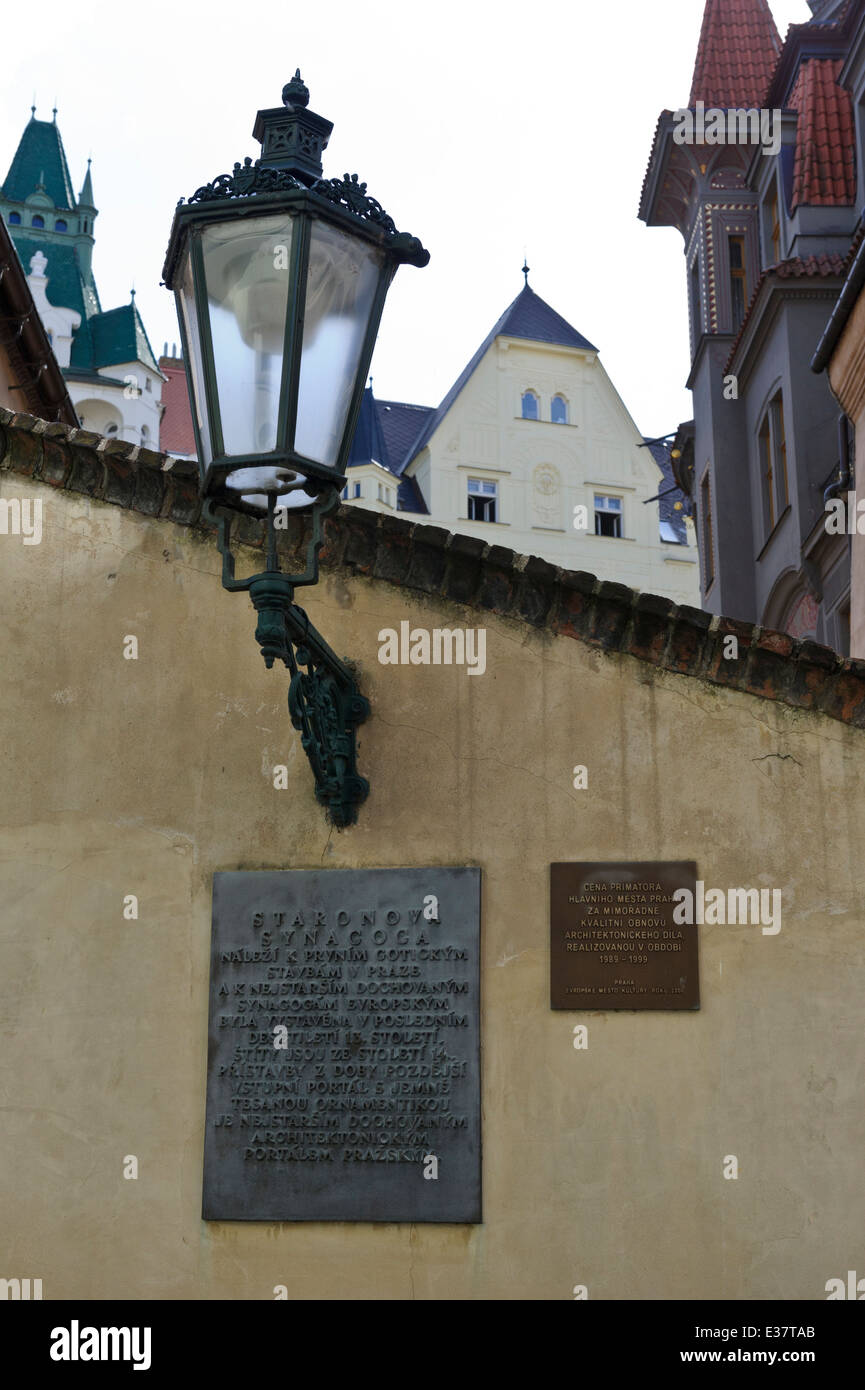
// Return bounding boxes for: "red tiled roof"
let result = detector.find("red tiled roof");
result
[772,253,848,278]
[724,254,847,372]
[689,0,781,108]
[788,58,856,208]
[158,357,196,457]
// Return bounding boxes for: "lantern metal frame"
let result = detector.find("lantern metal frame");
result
[162,73,428,826]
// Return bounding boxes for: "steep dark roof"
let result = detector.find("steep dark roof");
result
[348,386,392,469]
[87,300,158,373]
[497,285,598,352]
[346,388,430,513]
[377,399,434,472]
[396,475,428,514]
[404,284,597,466]
[2,116,77,211]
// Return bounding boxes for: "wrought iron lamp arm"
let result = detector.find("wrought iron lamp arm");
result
[202,492,369,827]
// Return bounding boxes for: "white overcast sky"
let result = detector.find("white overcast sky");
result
[2,0,812,440]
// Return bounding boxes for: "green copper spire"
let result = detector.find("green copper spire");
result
[79,157,94,210]
[1,112,76,210]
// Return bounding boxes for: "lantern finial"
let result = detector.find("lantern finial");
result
[282,70,310,109]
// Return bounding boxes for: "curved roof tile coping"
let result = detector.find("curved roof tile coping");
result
[1,405,864,731]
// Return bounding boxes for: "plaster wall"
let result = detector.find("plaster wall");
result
[0,474,863,1300]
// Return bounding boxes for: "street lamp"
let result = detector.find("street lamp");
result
[162,71,428,827]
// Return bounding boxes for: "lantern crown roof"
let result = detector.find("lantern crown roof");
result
[252,71,333,183]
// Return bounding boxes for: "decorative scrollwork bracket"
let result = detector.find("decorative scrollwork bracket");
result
[203,495,370,828]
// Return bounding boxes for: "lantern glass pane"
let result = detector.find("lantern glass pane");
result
[295,221,384,468]
[177,246,212,465]
[201,215,295,456]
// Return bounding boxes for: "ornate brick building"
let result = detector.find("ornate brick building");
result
[641,0,858,652]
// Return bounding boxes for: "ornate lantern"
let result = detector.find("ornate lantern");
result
[163,72,428,825]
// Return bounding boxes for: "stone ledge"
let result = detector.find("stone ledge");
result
[1,405,863,731]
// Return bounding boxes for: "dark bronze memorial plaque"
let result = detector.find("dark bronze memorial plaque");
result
[550,861,699,1010]
[203,867,481,1222]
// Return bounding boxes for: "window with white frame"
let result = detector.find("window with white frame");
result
[551,394,568,424]
[594,494,623,538]
[468,477,498,522]
[521,390,539,420]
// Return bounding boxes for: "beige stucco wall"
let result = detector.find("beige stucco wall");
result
[1,472,863,1301]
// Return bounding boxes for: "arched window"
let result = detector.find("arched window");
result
[9,212,21,225]
[521,390,539,420]
[141,425,150,443]
[106,423,119,436]
[31,215,44,228]
[55,219,67,232]
[551,395,568,424]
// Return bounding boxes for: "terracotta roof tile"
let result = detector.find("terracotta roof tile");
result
[158,358,196,457]
[788,58,856,208]
[689,0,781,108]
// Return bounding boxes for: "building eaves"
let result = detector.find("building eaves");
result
[725,253,847,375]
[638,111,675,224]
[2,405,864,731]
[0,219,78,425]
[62,368,128,388]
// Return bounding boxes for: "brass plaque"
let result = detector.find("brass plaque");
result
[550,862,699,1010]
